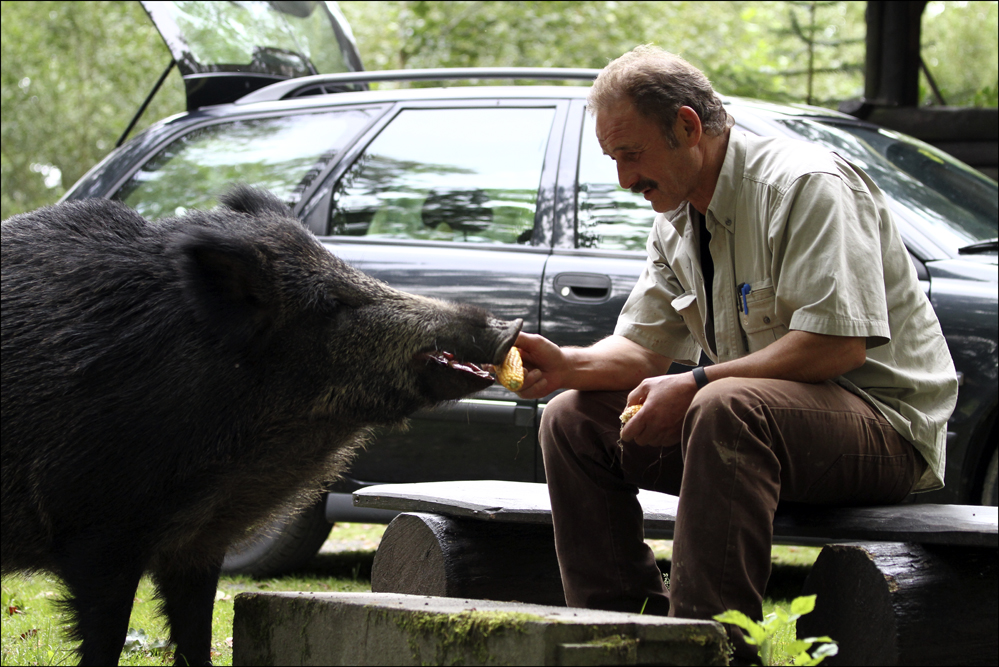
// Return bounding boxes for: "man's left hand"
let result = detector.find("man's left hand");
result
[620,372,700,447]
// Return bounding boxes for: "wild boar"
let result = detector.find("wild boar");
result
[1,186,521,665]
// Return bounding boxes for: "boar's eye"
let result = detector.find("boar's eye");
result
[317,297,341,317]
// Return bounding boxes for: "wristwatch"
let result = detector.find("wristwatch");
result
[692,366,710,389]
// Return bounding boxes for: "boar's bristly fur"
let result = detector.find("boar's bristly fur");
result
[0,185,521,666]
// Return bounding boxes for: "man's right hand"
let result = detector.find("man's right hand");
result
[513,332,565,399]
[513,333,675,399]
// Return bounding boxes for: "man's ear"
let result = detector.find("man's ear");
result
[675,106,703,147]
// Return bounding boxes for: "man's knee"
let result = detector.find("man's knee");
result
[540,390,583,456]
[540,390,624,458]
[682,378,771,455]
[686,377,760,422]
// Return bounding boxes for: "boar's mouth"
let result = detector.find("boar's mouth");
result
[414,317,523,402]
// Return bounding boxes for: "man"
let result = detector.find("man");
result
[514,45,958,656]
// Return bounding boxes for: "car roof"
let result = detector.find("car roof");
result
[234,67,603,105]
[225,68,856,125]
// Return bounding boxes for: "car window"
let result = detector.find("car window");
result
[576,111,657,251]
[778,119,998,253]
[329,107,556,245]
[116,109,376,220]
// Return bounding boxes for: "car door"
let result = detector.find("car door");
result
[542,100,656,349]
[312,99,569,485]
[538,101,691,479]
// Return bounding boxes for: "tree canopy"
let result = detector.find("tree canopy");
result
[2,0,996,219]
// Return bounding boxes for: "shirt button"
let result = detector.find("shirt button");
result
[763,316,771,324]
[725,219,732,226]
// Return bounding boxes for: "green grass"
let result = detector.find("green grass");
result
[1,525,821,666]
[1,524,380,666]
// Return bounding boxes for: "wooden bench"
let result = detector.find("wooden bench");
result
[354,480,998,666]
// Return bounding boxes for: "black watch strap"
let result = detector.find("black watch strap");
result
[692,366,710,389]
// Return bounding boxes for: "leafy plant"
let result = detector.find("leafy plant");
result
[713,594,837,666]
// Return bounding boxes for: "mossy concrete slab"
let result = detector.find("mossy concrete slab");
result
[233,591,729,666]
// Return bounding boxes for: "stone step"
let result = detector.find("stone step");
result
[233,591,730,666]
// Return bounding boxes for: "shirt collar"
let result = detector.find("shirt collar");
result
[666,129,746,237]
[706,129,745,234]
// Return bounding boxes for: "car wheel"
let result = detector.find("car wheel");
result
[981,447,999,507]
[221,497,332,577]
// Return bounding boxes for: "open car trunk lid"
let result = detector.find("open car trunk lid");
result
[140,0,365,110]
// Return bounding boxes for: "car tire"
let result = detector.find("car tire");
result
[981,447,998,507]
[221,497,332,577]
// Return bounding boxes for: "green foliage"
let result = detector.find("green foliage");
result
[770,1,866,106]
[1,0,186,219]
[338,0,867,103]
[920,1,999,107]
[2,1,997,220]
[714,594,838,666]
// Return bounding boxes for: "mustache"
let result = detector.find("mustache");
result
[630,179,658,194]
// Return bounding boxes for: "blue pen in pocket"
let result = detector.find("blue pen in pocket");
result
[738,283,751,313]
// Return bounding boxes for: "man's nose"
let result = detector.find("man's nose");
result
[617,162,637,190]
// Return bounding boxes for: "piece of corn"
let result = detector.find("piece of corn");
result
[620,403,642,426]
[497,346,524,391]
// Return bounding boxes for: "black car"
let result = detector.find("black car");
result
[62,3,998,575]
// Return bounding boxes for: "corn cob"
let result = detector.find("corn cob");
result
[620,403,642,426]
[496,346,524,391]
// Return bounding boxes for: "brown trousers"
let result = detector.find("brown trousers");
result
[540,378,925,626]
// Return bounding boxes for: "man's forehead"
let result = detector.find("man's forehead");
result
[595,102,646,154]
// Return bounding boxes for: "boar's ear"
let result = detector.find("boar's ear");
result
[219,185,294,219]
[171,227,278,355]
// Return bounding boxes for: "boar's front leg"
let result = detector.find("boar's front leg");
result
[153,557,223,666]
[54,542,144,666]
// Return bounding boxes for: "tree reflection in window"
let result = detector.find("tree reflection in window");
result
[116,109,374,220]
[576,112,657,251]
[330,107,555,245]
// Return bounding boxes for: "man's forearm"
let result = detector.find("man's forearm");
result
[702,330,867,385]
[563,335,675,391]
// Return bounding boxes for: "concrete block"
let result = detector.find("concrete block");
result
[233,591,729,666]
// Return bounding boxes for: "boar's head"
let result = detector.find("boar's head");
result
[171,186,522,426]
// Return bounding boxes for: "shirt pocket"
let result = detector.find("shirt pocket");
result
[738,283,788,353]
[671,291,710,356]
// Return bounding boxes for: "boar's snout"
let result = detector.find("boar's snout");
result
[415,315,523,402]
[487,317,523,365]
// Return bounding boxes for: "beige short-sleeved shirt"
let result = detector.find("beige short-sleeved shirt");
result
[615,130,958,492]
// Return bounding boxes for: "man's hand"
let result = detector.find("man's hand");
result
[514,332,567,399]
[620,372,698,447]
[514,333,675,399]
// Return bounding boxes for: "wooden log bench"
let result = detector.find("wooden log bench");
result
[354,480,998,666]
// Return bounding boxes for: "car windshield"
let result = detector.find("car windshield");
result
[777,118,998,256]
[115,108,377,220]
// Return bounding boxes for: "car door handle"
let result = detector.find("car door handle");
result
[553,273,612,303]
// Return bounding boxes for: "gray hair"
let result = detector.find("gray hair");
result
[588,45,733,148]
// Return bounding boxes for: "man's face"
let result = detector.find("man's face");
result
[595,99,699,213]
